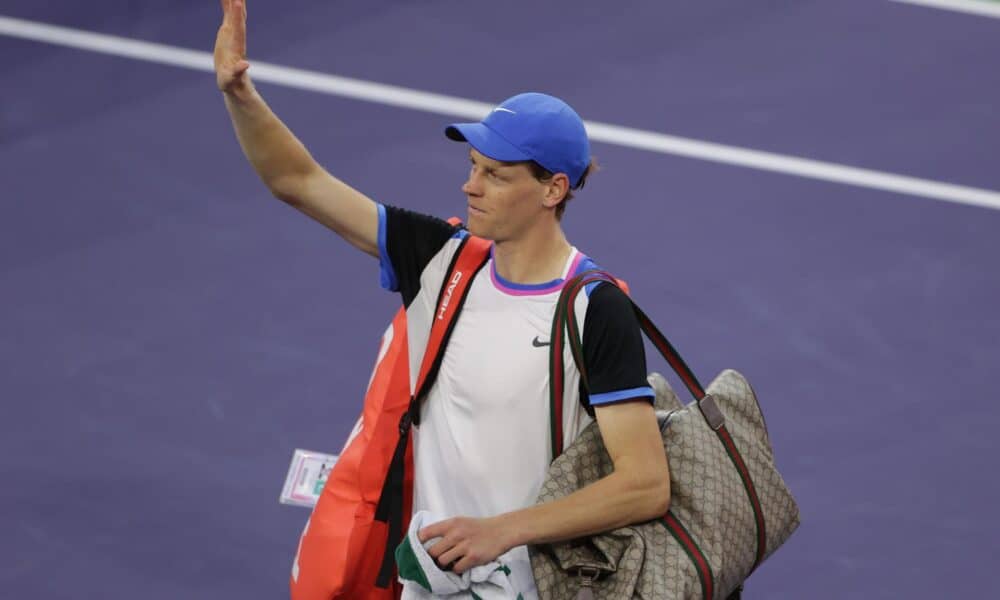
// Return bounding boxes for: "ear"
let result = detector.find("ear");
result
[541,173,571,209]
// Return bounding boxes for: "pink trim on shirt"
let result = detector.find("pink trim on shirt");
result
[490,249,583,297]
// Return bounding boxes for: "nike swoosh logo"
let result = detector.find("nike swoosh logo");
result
[493,107,516,115]
[532,336,551,347]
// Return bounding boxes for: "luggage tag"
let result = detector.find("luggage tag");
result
[279,448,339,508]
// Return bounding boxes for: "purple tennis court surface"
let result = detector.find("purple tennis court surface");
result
[1,1,998,598]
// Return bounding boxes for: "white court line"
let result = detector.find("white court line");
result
[2,14,1000,212]
[890,0,1000,19]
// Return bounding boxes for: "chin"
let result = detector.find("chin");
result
[466,215,494,240]
[467,224,494,240]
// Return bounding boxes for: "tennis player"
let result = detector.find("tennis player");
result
[214,1,670,596]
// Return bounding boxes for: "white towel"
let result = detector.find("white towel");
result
[395,510,528,600]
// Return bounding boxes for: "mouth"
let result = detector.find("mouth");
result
[468,205,486,215]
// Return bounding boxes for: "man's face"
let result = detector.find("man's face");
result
[462,148,548,241]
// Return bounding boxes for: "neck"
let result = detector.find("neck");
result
[492,222,572,285]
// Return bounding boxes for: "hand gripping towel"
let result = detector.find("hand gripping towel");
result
[395,511,527,600]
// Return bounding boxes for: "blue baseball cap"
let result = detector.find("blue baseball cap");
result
[445,92,591,188]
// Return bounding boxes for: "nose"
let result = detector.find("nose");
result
[462,170,483,197]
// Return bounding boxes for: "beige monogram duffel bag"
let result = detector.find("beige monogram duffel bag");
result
[530,270,800,599]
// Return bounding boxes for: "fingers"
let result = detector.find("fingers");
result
[220,0,246,33]
[425,535,455,561]
[220,0,246,18]
[427,537,466,574]
[216,0,247,62]
[436,544,464,570]
[417,517,493,575]
[418,521,447,543]
[451,556,476,575]
[233,0,247,49]
[423,523,462,571]
[233,0,247,24]
[439,548,480,575]
[426,539,483,575]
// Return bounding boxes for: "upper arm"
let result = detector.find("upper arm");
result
[583,283,669,509]
[277,166,380,257]
[594,401,669,486]
[595,402,671,522]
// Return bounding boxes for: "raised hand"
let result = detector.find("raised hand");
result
[214,0,251,93]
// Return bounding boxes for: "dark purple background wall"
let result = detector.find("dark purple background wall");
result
[1,1,998,598]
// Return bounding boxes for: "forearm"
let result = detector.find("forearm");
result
[222,81,321,202]
[498,468,670,548]
[212,0,379,255]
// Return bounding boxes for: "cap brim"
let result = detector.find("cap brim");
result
[444,123,532,163]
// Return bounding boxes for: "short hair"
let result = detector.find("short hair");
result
[509,159,599,220]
